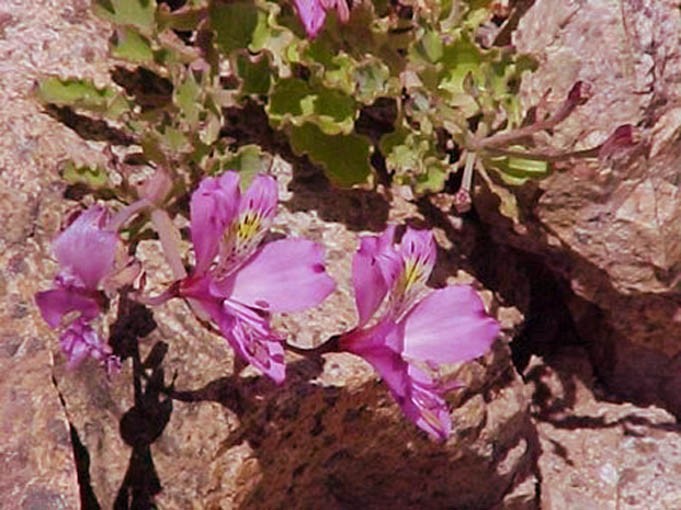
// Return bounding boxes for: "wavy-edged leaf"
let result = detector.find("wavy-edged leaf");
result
[210,1,258,55]
[93,0,156,30]
[36,77,131,119]
[290,123,371,186]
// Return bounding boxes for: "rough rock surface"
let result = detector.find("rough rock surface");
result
[8,0,681,509]
[481,0,681,413]
[526,347,681,510]
[55,158,537,509]
[0,0,112,508]
[2,2,538,510]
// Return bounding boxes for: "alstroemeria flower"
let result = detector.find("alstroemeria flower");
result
[180,171,336,383]
[293,0,350,38]
[338,226,499,440]
[35,206,121,373]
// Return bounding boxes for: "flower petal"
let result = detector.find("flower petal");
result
[397,227,436,282]
[35,288,100,329]
[52,206,118,289]
[403,365,451,441]
[355,343,451,441]
[293,0,327,38]
[213,238,336,313]
[219,173,279,268]
[352,226,397,326]
[210,299,286,384]
[190,172,240,273]
[240,173,277,222]
[402,286,499,364]
[60,318,119,373]
[321,0,350,22]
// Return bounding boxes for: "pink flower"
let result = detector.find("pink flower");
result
[293,0,350,38]
[35,206,121,373]
[180,172,336,383]
[338,226,499,440]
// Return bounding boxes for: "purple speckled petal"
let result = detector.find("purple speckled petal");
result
[239,173,277,222]
[402,285,499,364]
[403,364,451,441]
[190,172,240,273]
[212,299,286,384]
[52,206,117,289]
[60,318,119,373]
[212,238,336,313]
[397,227,436,282]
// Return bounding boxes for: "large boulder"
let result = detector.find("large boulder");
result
[477,0,681,413]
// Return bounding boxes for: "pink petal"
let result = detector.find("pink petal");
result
[213,238,336,313]
[355,343,451,441]
[293,0,327,38]
[240,173,277,222]
[190,172,240,273]
[209,299,286,383]
[352,237,389,326]
[402,286,499,364]
[404,365,451,441]
[35,288,100,329]
[60,318,118,372]
[352,226,398,325]
[53,206,117,289]
[398,227,436,280]
[321,0,350,22]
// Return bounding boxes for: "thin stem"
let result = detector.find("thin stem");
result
[150,209,187,280]
[131,282,180,306]
[107,198,150,232]
[474,81,590,151]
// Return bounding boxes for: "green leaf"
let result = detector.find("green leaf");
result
[93,0,156,30]
[61,161,109,189]
[486,154,550,186]
[36,77,130,118]
[218,145,270,185]
[353,58,390,104]
[289,123,372,187]
[210,2,258,55]
[418,30,443,63]
[111,27,154,63]
[174,72,201,126]
[439,35,483,96]
[414,159,448,194]
[268,78,356,135]
[235,53,272,96]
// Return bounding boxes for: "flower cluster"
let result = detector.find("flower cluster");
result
[337,226,499,440]
[35,206,121,374]
[36,171,499,440]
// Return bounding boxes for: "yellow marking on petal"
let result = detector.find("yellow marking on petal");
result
[403,259,423,289]
[237,212,261,241]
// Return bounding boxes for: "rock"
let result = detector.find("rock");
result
[4,1,537,508]
[0,0,115,507]
[60,160,536,509]
[526,347,681,510]
[476,0,681,413]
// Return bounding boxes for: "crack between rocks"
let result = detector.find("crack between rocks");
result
[51,374,102,510]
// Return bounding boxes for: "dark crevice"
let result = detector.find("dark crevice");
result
[51,375,102,509]
[43,104,135,146]
[70,425,102,510]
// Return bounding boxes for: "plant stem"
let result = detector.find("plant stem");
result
[150,209,187,280]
